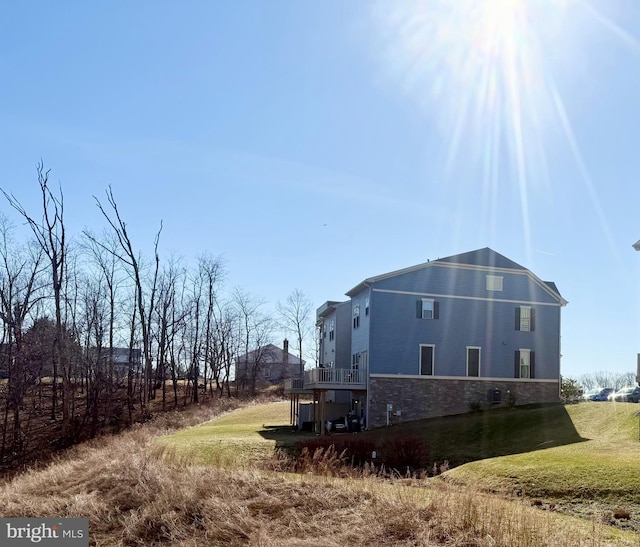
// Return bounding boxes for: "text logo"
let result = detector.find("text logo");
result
[0,519,88,546]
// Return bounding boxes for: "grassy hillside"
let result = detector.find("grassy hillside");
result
[2,399,638,546]
[157,401,299,466]
[160,400,640,506]
[444,403,640,503]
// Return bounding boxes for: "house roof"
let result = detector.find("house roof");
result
[316,300,344,319]
[236,343,304,365]
[96,347,142,363]
[346,247,567,305]
[316,300,349,321]
[436,247,525,270]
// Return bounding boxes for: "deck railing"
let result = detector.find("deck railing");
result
[284,367,366,394]
[304,367,365,386]
[283,377,306,392]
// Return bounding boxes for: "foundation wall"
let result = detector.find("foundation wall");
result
[368,376,560,428]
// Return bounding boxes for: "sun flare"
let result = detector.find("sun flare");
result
[373,0,638,258]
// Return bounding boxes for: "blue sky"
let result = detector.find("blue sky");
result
[1,1,639,379]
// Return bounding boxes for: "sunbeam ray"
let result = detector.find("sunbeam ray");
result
[549,78,620,261]
[374,0,639,252]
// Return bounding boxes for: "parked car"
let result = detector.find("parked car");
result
[609,386,640,403]
[582,388,600,401]
[325,415,363,433]
[585,387,614,401]
[326,417,347,432]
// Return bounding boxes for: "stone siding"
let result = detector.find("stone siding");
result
[368,377,560,428]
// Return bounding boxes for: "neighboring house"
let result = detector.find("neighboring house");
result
[317,300,352,371]
[286,248,567,431]
[94,347,143,377]
[0,345,142,379]
[236,339,303,391]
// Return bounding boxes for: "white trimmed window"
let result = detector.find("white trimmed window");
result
[518,349,531,378]
[419,344,434,376]
[416,299,439,319]
[486,275,503,291]
[329,320,335,341]
[353,305,360,329]
[421,298,434,319]
[515,306,535,331]
[467,347,480,377]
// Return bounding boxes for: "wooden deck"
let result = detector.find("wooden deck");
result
[283,367,365,394]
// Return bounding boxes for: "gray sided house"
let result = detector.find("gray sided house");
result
[285,248,567,431]
[91,347,143,379]
[236,339,303,391]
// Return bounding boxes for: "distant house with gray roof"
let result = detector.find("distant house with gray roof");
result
[236,339,304,391]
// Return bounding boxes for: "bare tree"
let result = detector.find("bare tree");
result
[82,230,128,424]
[277,289,313,378]
[579,370,637,391]
[2,163,73,436]
[88,187,162,413]
[152,260,189,409]
[195,254,224,400]
[211,299,238,398]
[0,215,46,458]
[233,288,274,394]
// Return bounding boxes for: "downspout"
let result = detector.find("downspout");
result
[364,282,372,429]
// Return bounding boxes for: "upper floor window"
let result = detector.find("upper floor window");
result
[329,320,335,341]
[353,305,360,329]
[515,306,535,331]
[421,298,434,319]
[486,275,503,291]
[365,297,370,316]
[416,298,439,319]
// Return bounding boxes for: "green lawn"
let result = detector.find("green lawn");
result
[157,401,300,467]
[159,399,640,505]
[444,402,640,503]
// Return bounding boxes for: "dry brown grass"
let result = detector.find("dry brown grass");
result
[0,402,637,546]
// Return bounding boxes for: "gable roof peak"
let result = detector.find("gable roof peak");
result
[345,247,564,301]
[435,247,526,270]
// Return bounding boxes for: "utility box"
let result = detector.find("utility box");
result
[489,388,501,404]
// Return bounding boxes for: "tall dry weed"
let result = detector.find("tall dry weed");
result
[0,400,635,546]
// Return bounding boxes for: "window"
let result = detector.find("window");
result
[515,349,535,378]
[263,368,271,379]
[420,345,434,375]
[329,320,335,341]
[352,353,360,369]
[515,306,535,331]
[365,297,370,316]
[467,347,480,377]
[416,299,439,319]
[486,275,503,291]
[353,305,360,329]
[421,299,433,319]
